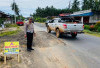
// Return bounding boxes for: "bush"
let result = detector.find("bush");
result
[97,27,100,32]
[0,18,6,26]
[84,25,90,30]
[90,25,95,31]
[34,17,47,23]
[94,21,100,30]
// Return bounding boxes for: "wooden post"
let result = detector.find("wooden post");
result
[17,54,20,62]
[4,55,6,64]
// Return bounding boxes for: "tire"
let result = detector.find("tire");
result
[45,23,48,27]
[21,24,24,26]
[71,33,77,38]
[47,26,51,33]
[56,29,61,38]
[18,24,20,26]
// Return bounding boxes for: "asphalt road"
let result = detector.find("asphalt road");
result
[34,23,100,68]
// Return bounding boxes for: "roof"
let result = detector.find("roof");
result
[59,13,70,16]
[70,12,94,17]
[53,18,61,20]
[0,11,11,18]
[73,9,92,15]
[66,9,94,17]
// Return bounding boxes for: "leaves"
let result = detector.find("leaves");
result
[33,6,72,18]
[33,0,100,18]
[71,0,80,12]
[82,0,100,11]
[11,2,20,16]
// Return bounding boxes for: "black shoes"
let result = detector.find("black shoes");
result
[30,48,34,50]
[27,49,31,52]
[27,48,34,52]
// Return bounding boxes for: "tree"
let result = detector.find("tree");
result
[71,0,80,12]
[88,0,95,9]
[93,0,100,11]
[33,6,73,18]
[82,0,100,11]
[82,0,89,10]
[11,2,20,16]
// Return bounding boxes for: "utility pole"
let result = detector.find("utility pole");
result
[13,0,16,24]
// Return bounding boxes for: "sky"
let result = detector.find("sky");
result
[0,0,82,17]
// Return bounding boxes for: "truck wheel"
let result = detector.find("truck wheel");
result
[71,33,77,38]
[56,29,61,38]
[47,27,51,33]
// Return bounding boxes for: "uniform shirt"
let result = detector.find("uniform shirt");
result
[24,22,34,34]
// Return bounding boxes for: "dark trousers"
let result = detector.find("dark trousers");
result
[27,32,33,49]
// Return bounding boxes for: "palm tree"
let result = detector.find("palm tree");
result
[11,1,20,16]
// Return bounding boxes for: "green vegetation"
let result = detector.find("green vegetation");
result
[0,18,6,26]
[11,0,25,22]
[97,27,100,32]
[72,0,80,12]
[84,21,100,37]
[33,6,73,18]
[32,0,100,18]
[34,17,47,23]
[0,30,20,36]
[84,30,100,37]
[5,24,19,28]
[84,21,100,32]
[11,1,20,15]
[0,24,20,36]
[16,15,25,21]
[84,25,90,30]
[94,21,100,31]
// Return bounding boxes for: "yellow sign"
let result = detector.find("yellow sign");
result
[4,42,19,55]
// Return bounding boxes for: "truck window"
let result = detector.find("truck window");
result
[58,20,65,23]
[50,20,54,23]
[53,20,58,23]
[59,18,81,24]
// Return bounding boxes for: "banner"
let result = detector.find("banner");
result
[4,42,19,55]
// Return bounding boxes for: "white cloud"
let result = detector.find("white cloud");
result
[0,0,82,17]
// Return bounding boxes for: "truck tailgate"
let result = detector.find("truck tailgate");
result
[66,24,84,31]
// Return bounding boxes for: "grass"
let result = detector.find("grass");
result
[0,30,20,36]
[5,24,19,28]
[0,24,21,36]
[35,21,45,23]
[84,29,100,37]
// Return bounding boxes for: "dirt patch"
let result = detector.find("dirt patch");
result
[0,29,67,68]
[34,31,66,48]
[0,31,26,68]
[0,31,26,45]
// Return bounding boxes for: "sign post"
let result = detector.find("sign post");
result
[4,42,19,64]
[4,55,6,64]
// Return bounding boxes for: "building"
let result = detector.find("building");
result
[59,9,100,24]
[0,11,10,18]
[0,11,12,24]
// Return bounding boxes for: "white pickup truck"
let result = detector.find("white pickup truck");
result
[47,18,84,38]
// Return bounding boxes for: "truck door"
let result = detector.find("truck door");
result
[49,20,54,30]
[52,19,58,31]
